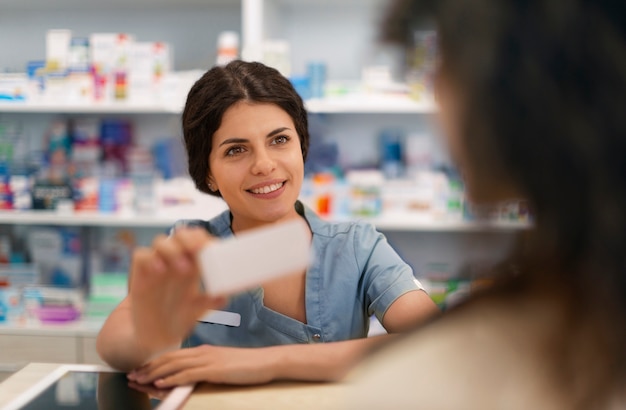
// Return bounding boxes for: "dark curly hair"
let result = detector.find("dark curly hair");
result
[383,0,626,407]
[182,60,310,197]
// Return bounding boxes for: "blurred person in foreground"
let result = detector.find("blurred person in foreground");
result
[346,0,626,409]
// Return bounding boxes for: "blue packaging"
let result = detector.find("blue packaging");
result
[307,62,326,99]
[379,129,405,179]
[290,75,311,100]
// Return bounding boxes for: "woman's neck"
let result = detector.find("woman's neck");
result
[230,205,303,234]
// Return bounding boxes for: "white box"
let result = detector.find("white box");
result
[46,29,72,70]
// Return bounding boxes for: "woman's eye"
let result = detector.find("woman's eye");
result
[272,135,290,145]
[225,146,245,156]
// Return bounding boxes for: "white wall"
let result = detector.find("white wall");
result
[266,0,404,81]
[0,4,241,72]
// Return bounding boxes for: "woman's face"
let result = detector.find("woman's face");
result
[208,101,304,232]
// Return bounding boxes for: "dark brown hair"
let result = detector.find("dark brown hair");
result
[383,0,626,407]
[182,60,310,196]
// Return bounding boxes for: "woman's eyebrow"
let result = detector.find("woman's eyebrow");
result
[218,137,248,147]
[266,127,291,138]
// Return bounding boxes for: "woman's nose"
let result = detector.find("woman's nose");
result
[250,149,276,175]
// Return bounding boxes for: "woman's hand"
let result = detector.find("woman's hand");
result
[127,345,278,387]
[129,227,227,355]
[127,381,173,400]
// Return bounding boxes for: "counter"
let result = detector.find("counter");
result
[0,363,350,409]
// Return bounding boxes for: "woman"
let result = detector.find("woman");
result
[347,1,626,408]
[96,60,439,387]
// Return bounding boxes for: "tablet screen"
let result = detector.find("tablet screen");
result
[18,370,167,410]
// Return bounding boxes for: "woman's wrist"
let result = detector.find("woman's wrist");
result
[134,334,182,365]
[146,343,181,363]
[260,345,288,382]
[263,343,344,382]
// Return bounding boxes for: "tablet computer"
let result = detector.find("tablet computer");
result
[3,364,194,410]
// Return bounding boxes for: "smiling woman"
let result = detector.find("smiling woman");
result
[95,60,440,387]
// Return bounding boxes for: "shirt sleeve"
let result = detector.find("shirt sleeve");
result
[353,222,423,323]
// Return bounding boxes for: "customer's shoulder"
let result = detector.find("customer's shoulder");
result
[346,296,564,409]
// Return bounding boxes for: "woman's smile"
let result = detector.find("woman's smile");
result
[247,180,287,198]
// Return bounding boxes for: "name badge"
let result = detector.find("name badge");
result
[198,310,241,327]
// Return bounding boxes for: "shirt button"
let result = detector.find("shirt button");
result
[312,333,321,342]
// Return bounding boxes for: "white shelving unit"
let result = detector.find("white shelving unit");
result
[306,96,437,114]
[0,0,526,371]
[0,208,530,231]
[0,95,436,115]
[0,101,183,114]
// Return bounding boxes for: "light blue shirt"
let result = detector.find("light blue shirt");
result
[174,201,422,347]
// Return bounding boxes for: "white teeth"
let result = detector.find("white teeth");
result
[251,182,283,194]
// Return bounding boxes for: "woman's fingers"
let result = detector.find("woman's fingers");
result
[130,345,276,387]
[127,381,172,399]
[151,228,215,278]
[130,247,166,293]
[152,234,193,275]
[153,366,214,388]
[130,347,208,383]
[172,227,215,254]
[132,228,216,290]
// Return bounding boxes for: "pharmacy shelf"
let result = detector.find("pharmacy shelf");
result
[0,209,530,232]
[0,210,212,228]
[0,0,237,10]
[0,95,435,115]
[0,318,104,337]
[305,95,437,114]
[364,214,531,232]
[0,101,183,115]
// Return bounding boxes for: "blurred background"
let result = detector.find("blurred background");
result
[0,0,529,380]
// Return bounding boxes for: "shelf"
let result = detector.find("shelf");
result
[0,211,177,228]
[268,0,381,5]
[0,101,183,115]
[0,318,104,337]
[0,96,436,115]
[363,214,531,232]
[0,0,238,11]
[305,95,437,114]
[0,208,223,228]
[0,209,530,232]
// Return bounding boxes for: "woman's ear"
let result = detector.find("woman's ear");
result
[206,175,218,192]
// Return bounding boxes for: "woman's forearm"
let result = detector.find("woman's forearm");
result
[96,299,179,372]
[96,303,150,371]
[267,334,398,382]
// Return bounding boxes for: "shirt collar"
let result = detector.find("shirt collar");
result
[214,200,317,237]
